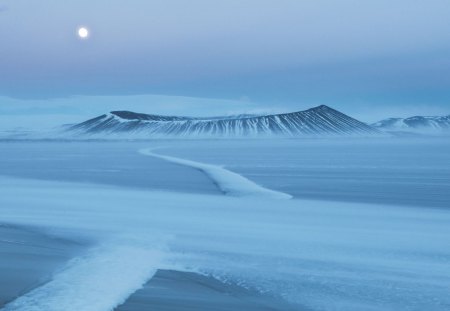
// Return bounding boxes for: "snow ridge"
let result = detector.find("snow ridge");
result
[139,148,293,200]
[3,240,165,311]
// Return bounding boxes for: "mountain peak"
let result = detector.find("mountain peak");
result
[314,104,332,109]
[69,105,380,138]
[299,105,335,114]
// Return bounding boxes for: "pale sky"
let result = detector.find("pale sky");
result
[0,0,450,127]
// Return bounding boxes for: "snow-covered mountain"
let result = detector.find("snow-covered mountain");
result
[372,115,450,134]
[67,105,380,138]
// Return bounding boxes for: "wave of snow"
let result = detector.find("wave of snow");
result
[3,239,165,311]
[139,148,292,200]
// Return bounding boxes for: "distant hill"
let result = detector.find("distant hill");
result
[372,115,450,134]
[66,105,381,138]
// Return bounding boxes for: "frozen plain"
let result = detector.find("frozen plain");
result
[0,137,449,311]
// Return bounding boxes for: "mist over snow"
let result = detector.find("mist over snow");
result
[1,94,449,132]
[0,95,279,130]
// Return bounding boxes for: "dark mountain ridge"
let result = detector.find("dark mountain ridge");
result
[68,105,381,138]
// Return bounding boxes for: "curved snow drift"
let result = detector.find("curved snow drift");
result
[139,148,292,200]
[3,241,165,311]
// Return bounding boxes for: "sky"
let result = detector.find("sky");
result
[1,0,450,128]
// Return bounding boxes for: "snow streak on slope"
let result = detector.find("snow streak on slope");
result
[139,148,292,200]
[68,105,381,138]
[3,241,165,311]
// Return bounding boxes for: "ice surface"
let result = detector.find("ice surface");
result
[0,141,219,195]
[157,138,450,208]
[1,178,450,310]
[0,225,84,306]
[1,138,448,207]
[0,138,449,311]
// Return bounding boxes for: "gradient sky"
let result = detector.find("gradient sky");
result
[1,0,450,128]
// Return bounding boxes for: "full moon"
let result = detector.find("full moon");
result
[78,27,89,39]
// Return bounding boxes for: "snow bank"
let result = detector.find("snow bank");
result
[139,148,292,200]
[3,240,165,311]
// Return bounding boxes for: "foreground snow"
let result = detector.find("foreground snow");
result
[4,241,164,311]
[1,176,449,311]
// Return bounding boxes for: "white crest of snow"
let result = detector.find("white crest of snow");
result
[139,148,292,200]
[3,240,165,311]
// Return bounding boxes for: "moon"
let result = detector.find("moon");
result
[77,27,89,39]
